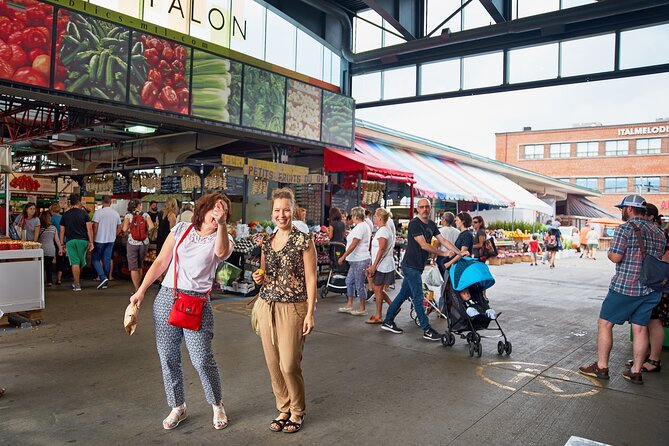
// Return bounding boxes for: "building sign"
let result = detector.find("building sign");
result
[618,125,669,136]
[223,154,324,184]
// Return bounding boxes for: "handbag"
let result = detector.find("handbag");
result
[630,222,669,293]
[167,224,209,331]
[248,296,261,336]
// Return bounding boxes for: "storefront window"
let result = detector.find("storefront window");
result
[635,177,660,193]
[636,138,661,155]
[549,143,571,158]
[576,178,598,190]
[576,141,599,157]
[605,140,629,156]
[604,177,628,193]
[523,144,544,159]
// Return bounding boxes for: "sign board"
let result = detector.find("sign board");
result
[243,165,326,184]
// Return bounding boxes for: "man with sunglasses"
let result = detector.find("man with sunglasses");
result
[382,199,468,340]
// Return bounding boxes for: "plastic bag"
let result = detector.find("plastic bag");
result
[215,262,242,286]
[422,266,444,287]
[124,303,139,335]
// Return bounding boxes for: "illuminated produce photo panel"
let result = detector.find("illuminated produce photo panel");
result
[242,65,286,134]
[190,48,242,125]
[285,79,322,141]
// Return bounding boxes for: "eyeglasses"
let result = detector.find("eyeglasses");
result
[417,205,431,209]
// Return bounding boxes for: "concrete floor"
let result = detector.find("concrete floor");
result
[1,256,668,446]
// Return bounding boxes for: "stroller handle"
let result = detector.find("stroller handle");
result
[328,241,347,248]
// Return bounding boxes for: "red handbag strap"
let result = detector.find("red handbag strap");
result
[173,224,194,297]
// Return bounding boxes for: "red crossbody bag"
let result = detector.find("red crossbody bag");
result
[168,224,210,331]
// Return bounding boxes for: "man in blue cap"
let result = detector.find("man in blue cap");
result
[579,195,665,384]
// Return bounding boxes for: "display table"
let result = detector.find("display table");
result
[0,249,44,313]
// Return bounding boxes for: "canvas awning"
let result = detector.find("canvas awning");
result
[323,147,415,183]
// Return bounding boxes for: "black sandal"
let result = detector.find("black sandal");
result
[269,413,290,432]
[283,415,304,433]
[626,357,661,372]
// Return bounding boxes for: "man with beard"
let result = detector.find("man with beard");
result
[579,195,664,384]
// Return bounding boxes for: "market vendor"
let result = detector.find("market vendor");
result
[14,202,40,242]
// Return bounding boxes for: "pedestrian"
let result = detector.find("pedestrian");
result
[529,234,539,265]
[176,203,194,224]
[364,208,374,233]
[293,207,309,233]
[586,227,599,260]
[14,202,40,241]
[49,203,65,285]
[579,195,664,384]
[579,224,592,258]
[381,199,467,341]
[147,200,160,225]
[59,194,94,291]
[37,210,63,287]
[251,188,316,434]
[122,199,154,292]
[91,196,121,289]
[130,193,233,430]
[623,202,667,373]
[471,216,487,259]
[545,222,561,268]
[436,212,459,277]
[338,207,372,316]
[366,207,395,324]
[156,197,179,255]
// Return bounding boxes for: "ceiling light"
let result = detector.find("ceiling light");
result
[125,125,157,134]
[71,166,79,171]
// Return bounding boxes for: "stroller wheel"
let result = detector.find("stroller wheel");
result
[320,285,328,299]
[441,334,449,347]
[504,341,513,355]
[473,333,481,345]
[468,342,475,357]
[409,308,420,326]
[466,332,473,343]
[448,332,455,346]
[476,342,482,358]
[497,341,505,355]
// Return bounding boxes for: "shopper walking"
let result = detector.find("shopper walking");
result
[545,223,561,268]
[59,194,94,291]
[252,188,316,434]
[177,203,194,224]
[367,208,395,324]
[436,212,459,276]
[37,211,63,286]
[471,216,487,259]
[586,227,599,260]
[91,196,121,290]
[156,197,179,255]
[579,195,664,384]
[528,235,539,265]
[147,200,160,225]
[130,193,233,430]
[381,199,467,341]
[49,203,65,285]
[579,224,592,258]
[337,207,372,316]
[14,202,40,241]
[122,199,154,292]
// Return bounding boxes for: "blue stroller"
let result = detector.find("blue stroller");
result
[440,258,512,357]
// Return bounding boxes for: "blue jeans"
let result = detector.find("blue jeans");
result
[92,242,114,280]
[384,265,431,331]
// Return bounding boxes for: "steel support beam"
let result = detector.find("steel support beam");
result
[362,0,415,40]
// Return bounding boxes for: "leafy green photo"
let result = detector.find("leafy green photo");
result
[242,66,286,133]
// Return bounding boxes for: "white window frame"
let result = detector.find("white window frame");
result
[636,138,661,155]
[549,143,571,158]
[575,178,598,190]
[604,177,628,193]
[605,140,629,156]
[576,141,599,157]
[635,176,660,193]
[523,144,544,159]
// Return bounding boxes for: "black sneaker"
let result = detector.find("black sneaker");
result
[97,278,109,290]
[423,328,441,341]
[381,321,403,334]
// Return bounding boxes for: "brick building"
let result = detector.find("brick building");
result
[495,119,669,214]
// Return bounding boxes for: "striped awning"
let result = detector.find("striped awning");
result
[355,139,553,215]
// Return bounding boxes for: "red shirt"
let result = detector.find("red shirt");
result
[529,240,539,253]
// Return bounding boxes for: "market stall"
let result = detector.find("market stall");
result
[0,241,44,325]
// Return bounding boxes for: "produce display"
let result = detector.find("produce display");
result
[84,174,114,194]
[191,49,242,124]
[179,167,200,191]
[131,172,160,191]
[55,11,129,101]
[0,239,41,250]
[129,33,190,114]
[285,79,321,140]
[242,65,286,133]
[321,90,354,147]
[0,0,55,88]
[9,174,40,191]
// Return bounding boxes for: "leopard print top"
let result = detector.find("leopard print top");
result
[259,227,311,303]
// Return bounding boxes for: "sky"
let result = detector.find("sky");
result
[356,72,669,159]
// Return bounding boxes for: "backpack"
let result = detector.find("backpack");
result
[130,213,147,241]
[546,231,558,249]
[481,237,498,259]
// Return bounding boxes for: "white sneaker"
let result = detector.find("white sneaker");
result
[338,307,353,313]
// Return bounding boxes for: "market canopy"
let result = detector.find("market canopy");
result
[354,139,553,215]
[323,147,415,183]
[563,195,617,219]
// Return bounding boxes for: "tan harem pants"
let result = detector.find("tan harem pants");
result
[257,298,308,417]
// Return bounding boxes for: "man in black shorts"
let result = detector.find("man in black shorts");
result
[382,199,468,341]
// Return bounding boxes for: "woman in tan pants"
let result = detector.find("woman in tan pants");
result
[252,188,317,433]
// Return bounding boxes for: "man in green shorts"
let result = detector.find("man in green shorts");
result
[59,194,94,291]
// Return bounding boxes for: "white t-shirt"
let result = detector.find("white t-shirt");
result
[586,230,599,244]
[292,220,309,233]
[438,226,460,253]
[365,217,374,234]
[161,222,234,293]
[177,210,193,223]
[92,207,121,243]
[346,222,371,262]
[125,213,151,245]
[371,225,395,273]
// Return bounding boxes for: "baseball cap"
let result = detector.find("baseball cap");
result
[614,194,647,209]
[645,202,659,218]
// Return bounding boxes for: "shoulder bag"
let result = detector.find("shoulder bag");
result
[629,222,669,293]
[167,224,209,331]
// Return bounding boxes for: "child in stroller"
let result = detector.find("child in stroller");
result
[441,257,512,357]
[320,242,349,298]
